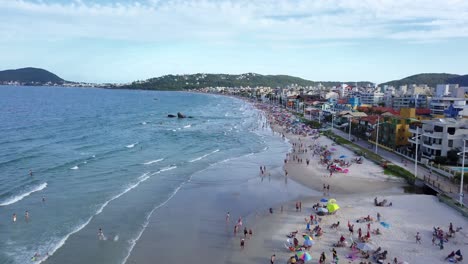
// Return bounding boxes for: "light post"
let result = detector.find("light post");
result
[348,116,352,140]
[411,127,422,178]
[331,114,334,133]
[375,116,380,154]
[457,137,466,206]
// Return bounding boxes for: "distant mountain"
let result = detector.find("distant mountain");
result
[380,73,460,88]
[0,67,64,85]
[447,75,468,86]
[121,73,373,90]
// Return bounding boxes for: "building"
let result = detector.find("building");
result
[430,97,466,117]
[372,108,415,150]
[392,94,429,109]
[359,92,385,106]
[408,118,468,161]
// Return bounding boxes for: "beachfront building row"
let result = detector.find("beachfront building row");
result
[408,118,468,164]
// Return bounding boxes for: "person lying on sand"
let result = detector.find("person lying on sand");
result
[372,228,382,235]
[330,221,340,229]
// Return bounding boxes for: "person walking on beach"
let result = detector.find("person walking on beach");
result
[415,232,421,244]
[248,228,253,238]
[349,224,354,236]
[226,212,230,222]
[240,238,245,250]
[377,212,381,222]
[319,252,326,264]
[234,224,238,235]
[244,227,248,238]
[299,201,302,212]
[270,254,276,264]
[296,202,299,212]
[326,185,330,195]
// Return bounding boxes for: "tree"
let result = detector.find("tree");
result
[447,149,460,165]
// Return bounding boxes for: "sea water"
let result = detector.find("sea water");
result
[0,86,313,264]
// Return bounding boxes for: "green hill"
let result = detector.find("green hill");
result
[0,67,64,84]
[121,73,372,90]
[380,73,460,88]
[447,75,468,86]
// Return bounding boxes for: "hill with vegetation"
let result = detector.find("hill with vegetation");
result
[447,75,468,86]
[120,73,372,90]
[0,67,65,85]
[380,73,460,88]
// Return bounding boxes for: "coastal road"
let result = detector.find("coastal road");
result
[330,127,468,205]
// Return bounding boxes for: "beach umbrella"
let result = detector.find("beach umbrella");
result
[328,198,337,204]
[357,243,374,251]
[304,239,315,246]
[380,222,391,229]
[296,251,312,262]
[327,203,340,213]
[317,207,328,213]
[339,155,347,159]
[302,234,313,240]
[320,198,328,202]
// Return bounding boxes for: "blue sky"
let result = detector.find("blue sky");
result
[1,0,468,84]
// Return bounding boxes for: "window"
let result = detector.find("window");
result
[447,127,456,135]
[434,126,443,132]
[448,140,453,147]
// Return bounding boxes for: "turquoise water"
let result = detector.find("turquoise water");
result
[450,167,468,172]
[0,86,297,263]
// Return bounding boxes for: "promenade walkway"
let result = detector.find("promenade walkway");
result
[330,127,467,205]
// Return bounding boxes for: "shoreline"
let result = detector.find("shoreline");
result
[226,102,468,264]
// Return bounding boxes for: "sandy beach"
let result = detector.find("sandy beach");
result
[226,104,468,264]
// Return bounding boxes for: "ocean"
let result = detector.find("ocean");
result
[0,86,313,264]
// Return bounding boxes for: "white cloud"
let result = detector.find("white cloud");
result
[1,0,468,45]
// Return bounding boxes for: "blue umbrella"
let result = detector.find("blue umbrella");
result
[304,239,315,246]
[320,198,328,202]
[339,155,347,159]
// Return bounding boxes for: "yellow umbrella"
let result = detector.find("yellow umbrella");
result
[328,198,337,204]
[327,203,340,213]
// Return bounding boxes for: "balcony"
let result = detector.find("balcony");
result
[423,142,442,150]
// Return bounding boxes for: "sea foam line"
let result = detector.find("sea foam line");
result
[189,149,220,163]
[126,142,138,148]
[143,158,164,165]
[0,182,48,206]
[39,168,177,262]
[121,184,183,264]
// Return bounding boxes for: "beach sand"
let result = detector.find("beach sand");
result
[227,120,468,264]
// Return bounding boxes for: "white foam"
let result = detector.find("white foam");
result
[141,122,147,125]
[0,182,48,206]
[96,172,150,214]
[126,142,138,148]
[183,124,191,128]
[157,166,177,173]
[189,149,220,163]
[142,158,164,165]
[121,184,183,264]
[70,166,79,170]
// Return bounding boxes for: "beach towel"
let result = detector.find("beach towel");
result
[380,222,390,228]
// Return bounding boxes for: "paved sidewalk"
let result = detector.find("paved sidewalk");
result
[330,127,467,205]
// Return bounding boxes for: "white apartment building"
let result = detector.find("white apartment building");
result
[409,119,468,161]
[430,97,466,116]
[392,94,429,109]
[359,92,384,106]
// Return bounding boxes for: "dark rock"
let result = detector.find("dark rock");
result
[167,114,176,118]
[177,112,186,118]
[188,116,193,118]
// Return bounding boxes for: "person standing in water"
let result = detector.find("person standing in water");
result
[226,212,230,222]
[29,169,33,176]
[13,213,17,222]
[98,228,105,240]
[25,211,29,222]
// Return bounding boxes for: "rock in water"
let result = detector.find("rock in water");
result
[177,112,186,118]
[167,114,176,118]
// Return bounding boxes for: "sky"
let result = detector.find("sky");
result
[1,0,468,84]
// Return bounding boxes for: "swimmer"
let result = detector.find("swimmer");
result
[98,228,104,240]
[13,213,17,222]
[25,211,29,221]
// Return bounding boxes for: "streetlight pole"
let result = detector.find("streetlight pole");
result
[348,116,352,140]
[459,138,466,206]
[414,127,419,178]
[375,116,380,154]
[331,114,334,133]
